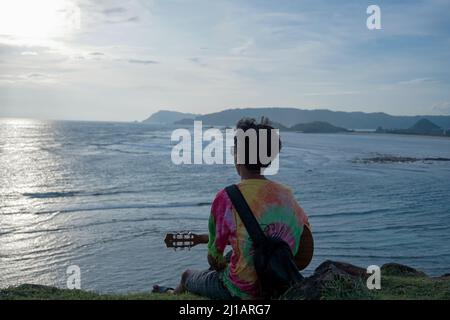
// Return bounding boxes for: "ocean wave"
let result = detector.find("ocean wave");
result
[311,208,390,219]
[31,201,212,215]
[311,222,449,235]
[5,215,208,237]
[313,252,450,259]
[23,191,77,199]
[22,189,146,199]
[0,230,15,236]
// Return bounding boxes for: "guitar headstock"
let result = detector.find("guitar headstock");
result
[164,232,200,250]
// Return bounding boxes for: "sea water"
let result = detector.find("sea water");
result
[1,118,449,293]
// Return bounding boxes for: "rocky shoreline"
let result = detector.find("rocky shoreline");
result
[282,260,449,299]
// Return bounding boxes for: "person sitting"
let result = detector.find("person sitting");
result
[173,117,310,299]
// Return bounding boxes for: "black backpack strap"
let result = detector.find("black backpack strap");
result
[225,184,267,245]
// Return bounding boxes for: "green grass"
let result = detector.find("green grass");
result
[2,275,449,300]
[0,284,204,300]
[373,275,450,300]
[322,275,450,300]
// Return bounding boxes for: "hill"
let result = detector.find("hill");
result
[146,108,450,129]
[408,119,443,134]
[377,118,448,136]
[142,110,198,124]
[290,121,350,133]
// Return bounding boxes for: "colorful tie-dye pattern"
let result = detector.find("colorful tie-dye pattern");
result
[207,179,309,299]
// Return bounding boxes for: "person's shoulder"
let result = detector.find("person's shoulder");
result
[214,187,229,200]
[267,180,303,208]
[211,187,231,211]
[266,180,295,195]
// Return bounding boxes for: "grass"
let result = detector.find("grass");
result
[321,275,450,300]
[0,284,204,300]
[2,275,449,300]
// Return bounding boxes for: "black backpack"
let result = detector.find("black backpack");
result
[225,184,303,299]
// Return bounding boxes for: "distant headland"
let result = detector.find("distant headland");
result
[142,110,200,124]
[376,119,450,137]
[143,108,450,136]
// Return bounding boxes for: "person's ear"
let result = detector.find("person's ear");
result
[235,163,242,177]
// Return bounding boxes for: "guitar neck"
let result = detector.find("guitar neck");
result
[164,232,208,249]
[196,234,209,244]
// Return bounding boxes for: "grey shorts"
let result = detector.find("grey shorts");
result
[184,269,235,300]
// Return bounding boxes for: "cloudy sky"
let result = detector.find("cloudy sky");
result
[1,0,449,121]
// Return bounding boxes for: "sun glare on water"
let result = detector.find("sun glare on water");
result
[0,0,80,43]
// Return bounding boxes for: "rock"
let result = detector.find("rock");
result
[315,260,368,278]
[381,263,426,277]
[432,273,450,281]
[281,260,368,300]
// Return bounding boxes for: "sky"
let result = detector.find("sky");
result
[0,0,450,121]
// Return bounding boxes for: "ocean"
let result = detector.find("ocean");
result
[1,118,449,293]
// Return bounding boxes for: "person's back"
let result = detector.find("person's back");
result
[209,179,309,299]
[173,117,310,300]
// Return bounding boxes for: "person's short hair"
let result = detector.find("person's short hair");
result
[233,117,282,172]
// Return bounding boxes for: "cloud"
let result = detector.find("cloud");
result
[303,90,361,97]
[27,73,47,79]
[79,1,142,26]
[189,57,207,67]
[0,72,56,84]
[397,78,436,85]
[432,101,450,115]
[126,16,139,23]
[105,16,139,24]
[230,39,254,55]
[0,43,44,55]
[20,51,38,56]
[103,7,127,15]
[128,59,158,65]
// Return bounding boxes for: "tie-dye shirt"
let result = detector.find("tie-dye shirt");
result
[207,179,309,299]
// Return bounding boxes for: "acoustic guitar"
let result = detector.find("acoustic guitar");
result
[164,224,314,270]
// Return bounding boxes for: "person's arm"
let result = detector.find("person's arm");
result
[185,233,225,270]
[207,191,230,271]
[294,224,314,270]
[291,195,313,270]
[207,214,228,271]
[208,253,226,271]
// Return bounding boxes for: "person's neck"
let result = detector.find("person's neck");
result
[240,170,266,181]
